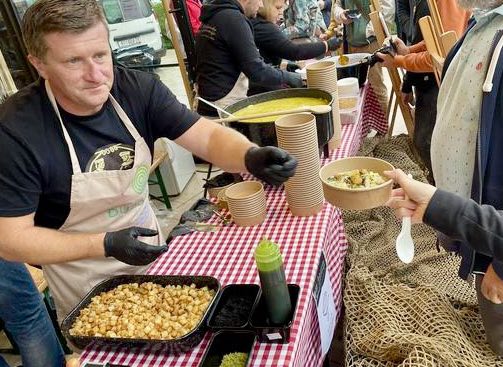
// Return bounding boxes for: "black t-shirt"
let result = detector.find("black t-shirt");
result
[0,66,200,229]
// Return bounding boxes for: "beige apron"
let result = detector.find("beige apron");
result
[41,81,162,321]
[193,72,249,114]
[213,72,249,111]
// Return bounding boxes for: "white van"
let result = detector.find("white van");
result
[99,0,164,54]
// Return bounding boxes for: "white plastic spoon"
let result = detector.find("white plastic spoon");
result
[395,174,415,263]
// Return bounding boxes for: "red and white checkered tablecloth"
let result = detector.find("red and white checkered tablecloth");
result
[80,85,387,367]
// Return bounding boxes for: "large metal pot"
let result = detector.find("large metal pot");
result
[225,88,334,153]
[334,53,371,88]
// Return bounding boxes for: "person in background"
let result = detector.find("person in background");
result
[0,0,297,323]
[281,0,327,39]
[319,0,333,26]
[195,0,303,116]
[0,260,65,367]
[386,169,503,304]
[186,0,203,34]
[427,0,503,355]
[249,0,342,94]
[328,0,391,113]
[376,0,470,181]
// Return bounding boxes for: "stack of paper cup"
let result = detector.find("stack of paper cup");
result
[306,61,341,150]
[225,181,267,226]
[275,113,324,216]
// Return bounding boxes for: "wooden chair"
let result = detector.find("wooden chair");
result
[420,0,458,85]
[149,146,172,210]
[418,16,444,85]
[162,0,196,108]
[369,0,415,138]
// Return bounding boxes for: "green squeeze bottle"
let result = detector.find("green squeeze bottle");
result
[254,238,292,325]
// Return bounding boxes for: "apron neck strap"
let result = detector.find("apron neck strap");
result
[44,81,143,174]
[45,80,82,174]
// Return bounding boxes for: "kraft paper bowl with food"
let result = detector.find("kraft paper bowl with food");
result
[319,157,394,210]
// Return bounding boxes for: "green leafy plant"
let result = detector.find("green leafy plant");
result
[152,2,173,49]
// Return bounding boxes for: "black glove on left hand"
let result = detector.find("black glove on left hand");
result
[104,227,168,266]
[244,146,298,186]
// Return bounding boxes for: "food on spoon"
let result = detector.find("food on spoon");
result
[233,97,329,123]
[326,169,385,189]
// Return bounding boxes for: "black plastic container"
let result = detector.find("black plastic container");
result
[199,330,256,367]
[61,274,220,353]
[207,284,260,330]
[225,88,334,153]
[249,284,300,344]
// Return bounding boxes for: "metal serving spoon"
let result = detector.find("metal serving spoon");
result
[213,104,332,124]
[395,174,415,263]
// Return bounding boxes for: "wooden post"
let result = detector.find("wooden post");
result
[419,16,444,85]
[426,0,445,40]
[162,0,195,108]
[369,11,415,137]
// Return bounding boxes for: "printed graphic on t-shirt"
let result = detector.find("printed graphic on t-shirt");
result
[85,143,135,172]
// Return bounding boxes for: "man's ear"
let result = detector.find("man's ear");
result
[27,54,47,79]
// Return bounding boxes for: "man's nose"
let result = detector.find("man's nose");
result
[84,60,104,82]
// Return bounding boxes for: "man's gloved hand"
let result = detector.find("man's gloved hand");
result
[326,36,343,51]
[245,146,297,186]
[284,71,304,88]
[104,227,168,266]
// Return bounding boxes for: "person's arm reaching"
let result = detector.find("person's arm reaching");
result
[385,169,503,263]
[175,117,298,185]
[223,12,302,88]
[0,214,167,265]
[254,20,341,62]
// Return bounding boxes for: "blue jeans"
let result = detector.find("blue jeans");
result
[0,259,65,367]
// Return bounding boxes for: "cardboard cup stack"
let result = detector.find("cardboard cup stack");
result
[225,181,267,226]
[275,113,324,216]
[305,61,341,150]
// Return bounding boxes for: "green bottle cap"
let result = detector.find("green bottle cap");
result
[254,238,283,272]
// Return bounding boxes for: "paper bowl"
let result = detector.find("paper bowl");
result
[319,157,394,210]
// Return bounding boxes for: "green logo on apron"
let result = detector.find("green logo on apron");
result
[132,165,149,194]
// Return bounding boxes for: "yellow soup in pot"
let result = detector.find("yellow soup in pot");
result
[233,97,329,123]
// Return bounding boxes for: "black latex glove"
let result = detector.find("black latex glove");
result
[104,227,168,266]
[284,71,303,88]
[327,36,343,51]
[244,146,298,186]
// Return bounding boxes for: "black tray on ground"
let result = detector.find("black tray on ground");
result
[61,274,220,353]
[207,284,260,330]
[199,330,256,367]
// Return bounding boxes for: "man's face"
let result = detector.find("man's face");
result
[243,0,264,17]
[28,22,114,116]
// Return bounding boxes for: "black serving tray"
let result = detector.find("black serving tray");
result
[207,284,260,330]
[249,284,300,344]
[199,330,256,367]
[61,274,220,353]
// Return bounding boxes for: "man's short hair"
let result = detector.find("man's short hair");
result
[22,0,108,59]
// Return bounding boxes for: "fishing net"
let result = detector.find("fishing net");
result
[342,135,503,366]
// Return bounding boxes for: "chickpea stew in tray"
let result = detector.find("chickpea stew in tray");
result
[61,275,220,351]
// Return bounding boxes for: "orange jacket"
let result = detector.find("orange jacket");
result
[394,0,471,72]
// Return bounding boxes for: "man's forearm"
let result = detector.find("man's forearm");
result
[0,223,105,265]
[206,124,255,172]
[175,118,255,173]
